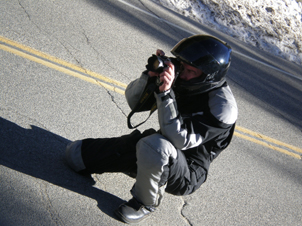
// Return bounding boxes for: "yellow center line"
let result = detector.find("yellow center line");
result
[234,132,301,159]
[0,35,127,90]
[236,126,302,154]
[0,35,301,160]
[0,43,125,95]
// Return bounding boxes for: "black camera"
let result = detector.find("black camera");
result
[146,54,171,73]
[146,54,180,86]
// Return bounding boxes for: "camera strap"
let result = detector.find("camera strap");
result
[127,57,179,129]
[127,78,158,129]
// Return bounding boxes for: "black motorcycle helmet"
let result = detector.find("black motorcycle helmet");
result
[171,35,232,96]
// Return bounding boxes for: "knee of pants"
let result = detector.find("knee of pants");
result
[136,134,177,170]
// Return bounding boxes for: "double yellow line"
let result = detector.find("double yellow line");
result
[1,35,301,160]
[235,126,302,159]
[0,36,126,95]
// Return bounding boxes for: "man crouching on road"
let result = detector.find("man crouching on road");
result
[65,35,238,224]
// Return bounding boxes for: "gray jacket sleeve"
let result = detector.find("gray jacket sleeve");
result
[155,86,238,151]
[155,90,201,150]
[125,72,149,110]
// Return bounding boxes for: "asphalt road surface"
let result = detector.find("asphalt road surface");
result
[1,0,302,225]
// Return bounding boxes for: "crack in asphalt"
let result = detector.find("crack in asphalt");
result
[40,182,64,226]
[106,90,128,118]
[18,0,83,68]
[18,0,131,110]
[181,199,193,226]
[14,2,129,133]
[18,0,31,20]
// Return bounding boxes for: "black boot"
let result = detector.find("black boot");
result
[115,198,155,224]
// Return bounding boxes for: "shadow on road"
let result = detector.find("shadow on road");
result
[0,117,124,224]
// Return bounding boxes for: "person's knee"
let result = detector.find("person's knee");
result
[65,140,86,172]
[136,134,177,169]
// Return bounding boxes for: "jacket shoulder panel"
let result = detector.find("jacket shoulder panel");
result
[208,85,238,125]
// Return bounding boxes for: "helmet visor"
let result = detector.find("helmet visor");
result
[171,36,231,75]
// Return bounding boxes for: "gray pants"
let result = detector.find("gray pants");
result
[132,133,177,206]
[65,131,207,206]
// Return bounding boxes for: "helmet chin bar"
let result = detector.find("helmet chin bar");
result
[173,77,226,96]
